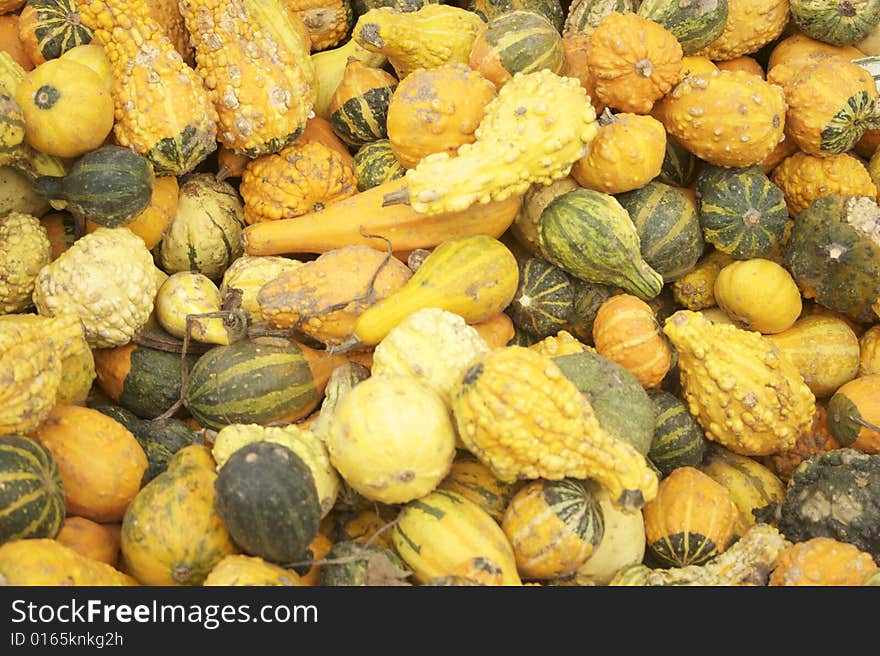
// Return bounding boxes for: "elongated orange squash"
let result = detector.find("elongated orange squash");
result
[241,177,522,256]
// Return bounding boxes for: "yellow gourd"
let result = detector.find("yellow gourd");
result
[713,258,803,334]
[771,151,877,218]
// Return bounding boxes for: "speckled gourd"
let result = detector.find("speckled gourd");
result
[0,210,50,313]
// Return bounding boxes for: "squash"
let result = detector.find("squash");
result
[391,489,522,585]
[287,0,353,52]
[0,210,50,314]
[693,0,790,61]
[240,140,358,225]
[592,293,672,389]
[662,310,816,456]
[318,539,411,586]
[56,517,122,567]
[539,188,664,300]
[353,139,406,190]
[564,279,615,344]
[765,314,861,398]
[615,180,704,282]
[13,56,112,158]
[671,249,732,310]
[714,55,765,77]
[761,403,841,483]
[310,37,387,120]
[204,554,302,586]
[325,373,457,503]
[772,151,877,218]
[767,32,866,72]
[586,11,683,114]
[827,374,880,453]
[467,10,564,91]
[570,110,667,195]
[450,345,659,511]
[240,176,522,256]
[509,176,580,258]
[219,254,304,321]
[642,466,740,567]
[17,0,92,66]
[562,0,636,35]
[506,257,574,339]
[637,0,729,55]
[0,14,34,72]
[859,324,880,376]
[327,57,397,149]
[153,271,243,346]
[385,63,496,169]
[0,538,136,585]
[107,413,200,484]
[120,458,238,585]
[770,537,879,586]
[437,452,523,524]
[527,328,591,358]
[695,164,789,260]
[31,404,148,523]
[470,0,564,32]
[790,0,880,47]
[0,435,65,545]
[352,5,485,80]
[502,478,604,580]
[76,0,218,176]
[656,134,700,188]
[712,258,802,334]
[646,388,709,476]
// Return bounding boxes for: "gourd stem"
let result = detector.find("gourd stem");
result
[382,187,411,206]
[851,415,880,433]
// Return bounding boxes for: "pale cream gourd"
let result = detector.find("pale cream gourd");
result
[0,211,50,314]
[154,271,244,345]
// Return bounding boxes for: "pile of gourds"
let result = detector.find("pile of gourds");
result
[2,0,880,587]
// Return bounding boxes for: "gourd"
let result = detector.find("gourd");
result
[120,458,238,585]
[647,388,709,476]
[695,164,789,259]
[370,307,490,405]
[55,516,122,566]
[299,359,371,444]
[564,279,615,344]
[860,324,880,375]
[642,466,740,567]
[508,176,579,258]
[767,54,879,157]
[352,5,486,80]
[774,151,877,219]
[570,110,667,195]
[317,540,411,586]
[827,374,880,453]
[33,144,154,232]
[257,244,412,348]
[586,11,683,114]
[506,257,574,339]
[592,293,672,389]
[214,441,321,564]
[327,58,398,149]
[0,210,50,313]
[671,249,732,310]
[563,0,636,35]
[467,10,564,91]
[767,32,867,72]
[470,0,564,32]
[436,452,523,523]
[654,69,788,168]
[204,554,302,586]
[325,373,457,503]
[760,404,841,483]
[615,181,704,283]
[636,0,729,55]
[391,489,522,585]
[310,37,387,120]
[662,310,816,456]
[0,435,65,545]
[386,69,597,216]
[770,449,880,560]
[385,63,496,169]
[0,538,137,585]
[287,0,353,52]
[0,14,33,71]
[712,258,802,334]
[789,0,880,47]
[219,255,304,322]
[0,91,25,167]
[90,175,178,251]
[341,234,519,349]
[770,537,879,586]
[560,31,604,115]
[212,423,339,517]
[17,0,93,66]
[178,0,312,157]
[783,194,880,324]
[501,478,604,580]
[656,134,700,188]
[145,0,192,63]
[692,0,790,61]
[353,139,406,190]
[31,404,148,523]
[765,315,861,398]
[32,227,161,349]
[13,56,113,158]
[450,345,659,512]
[76,0,218,176]
[528,328,591,357]
[156,173,245,281]
[153,271,243,346]
[539,188,664,301]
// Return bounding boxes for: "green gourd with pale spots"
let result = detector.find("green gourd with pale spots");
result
[789,0,880,47]
[470,0,565,32]
[353,139,406,191]
[637,0,729,54]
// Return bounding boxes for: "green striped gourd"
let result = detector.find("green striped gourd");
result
[506,257,575,338]
[469,0,565,32]
[436,452,524,523]
[695,165,789,260]
[563,0,636,35]
[353,139,406,191]
[0,436,65,545]
[656,135,700,188]
[647,388,709,477]
[565,280,615,344]
[328,58,397,148]
[615,181,705,282]
[790,0,880,47]
[637,0,729,54]
[19,0,93,64]
[539,188,665,300]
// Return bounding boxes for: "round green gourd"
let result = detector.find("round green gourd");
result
[19,0,93,63]
[647,388,709,477]
[506,257,574,338]
[695,164,789,260]
[616,181,705,282]
[353,139,406,191]
[637,0,729,54]
[789,0,880,47]
[214,440,321,564]
[562,0,636,35]
[317,539,410,586]
[329,61,397,149]
[565,280,615,344]
[469,0,565,32]
[0,435,65,545]
[469,10,565,84]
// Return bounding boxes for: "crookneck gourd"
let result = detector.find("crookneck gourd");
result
[383,69,598,215]
[450,345,659,512]
[662,310,816,456]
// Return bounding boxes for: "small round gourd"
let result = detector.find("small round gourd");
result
[506,257,575,338]
[353,138,406,190]
[327,58,397,148]
[827,374,880,454]
[772,151,877,218]
[713,258,802,334]
[646,388,709,476]
[436,452,523,523]
[318,540,410,586]
[789,0,880,47]
[17,0,93,66]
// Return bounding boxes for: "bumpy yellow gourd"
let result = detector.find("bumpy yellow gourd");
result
[450,345,658,512]
[693,0,790,62]
[672,250,733,310]
[0,210,50,313]
[396,69,598,215]
[662,310,816,456]
[772,151,878,218]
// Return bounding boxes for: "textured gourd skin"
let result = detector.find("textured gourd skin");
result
[772,151,877,218]
[204,554,302,586]
[672,249,733,310]
[636,0,729,55]
[353,5,485,80]
[450,346,658,512]
[0,210,50,313]
[399,69,598,215]
[693,0,789,61]
[563,0,636,36]
[662,310,816,456]
[790,0,880,47]
[770,537,879,586]
[654,69,787,168]
[760,403,841,484]
[766,33,866,73]
[0,538,137,585]
[220,255,304,321]
[76,0,218,176]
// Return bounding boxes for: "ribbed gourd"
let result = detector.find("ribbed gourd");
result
[18,0,93,66]
[789,0,880,47]
[646,388,709,476]
[353,139,406,190]
[327,58,398,149]
[692,0,790,62]
[387,69,598,215]
[506,257,575,339]
[662,310,816,456]
[636,0,729,55]
[563,0,636,35]
[470,0,564,31]
[75,0,218,176]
